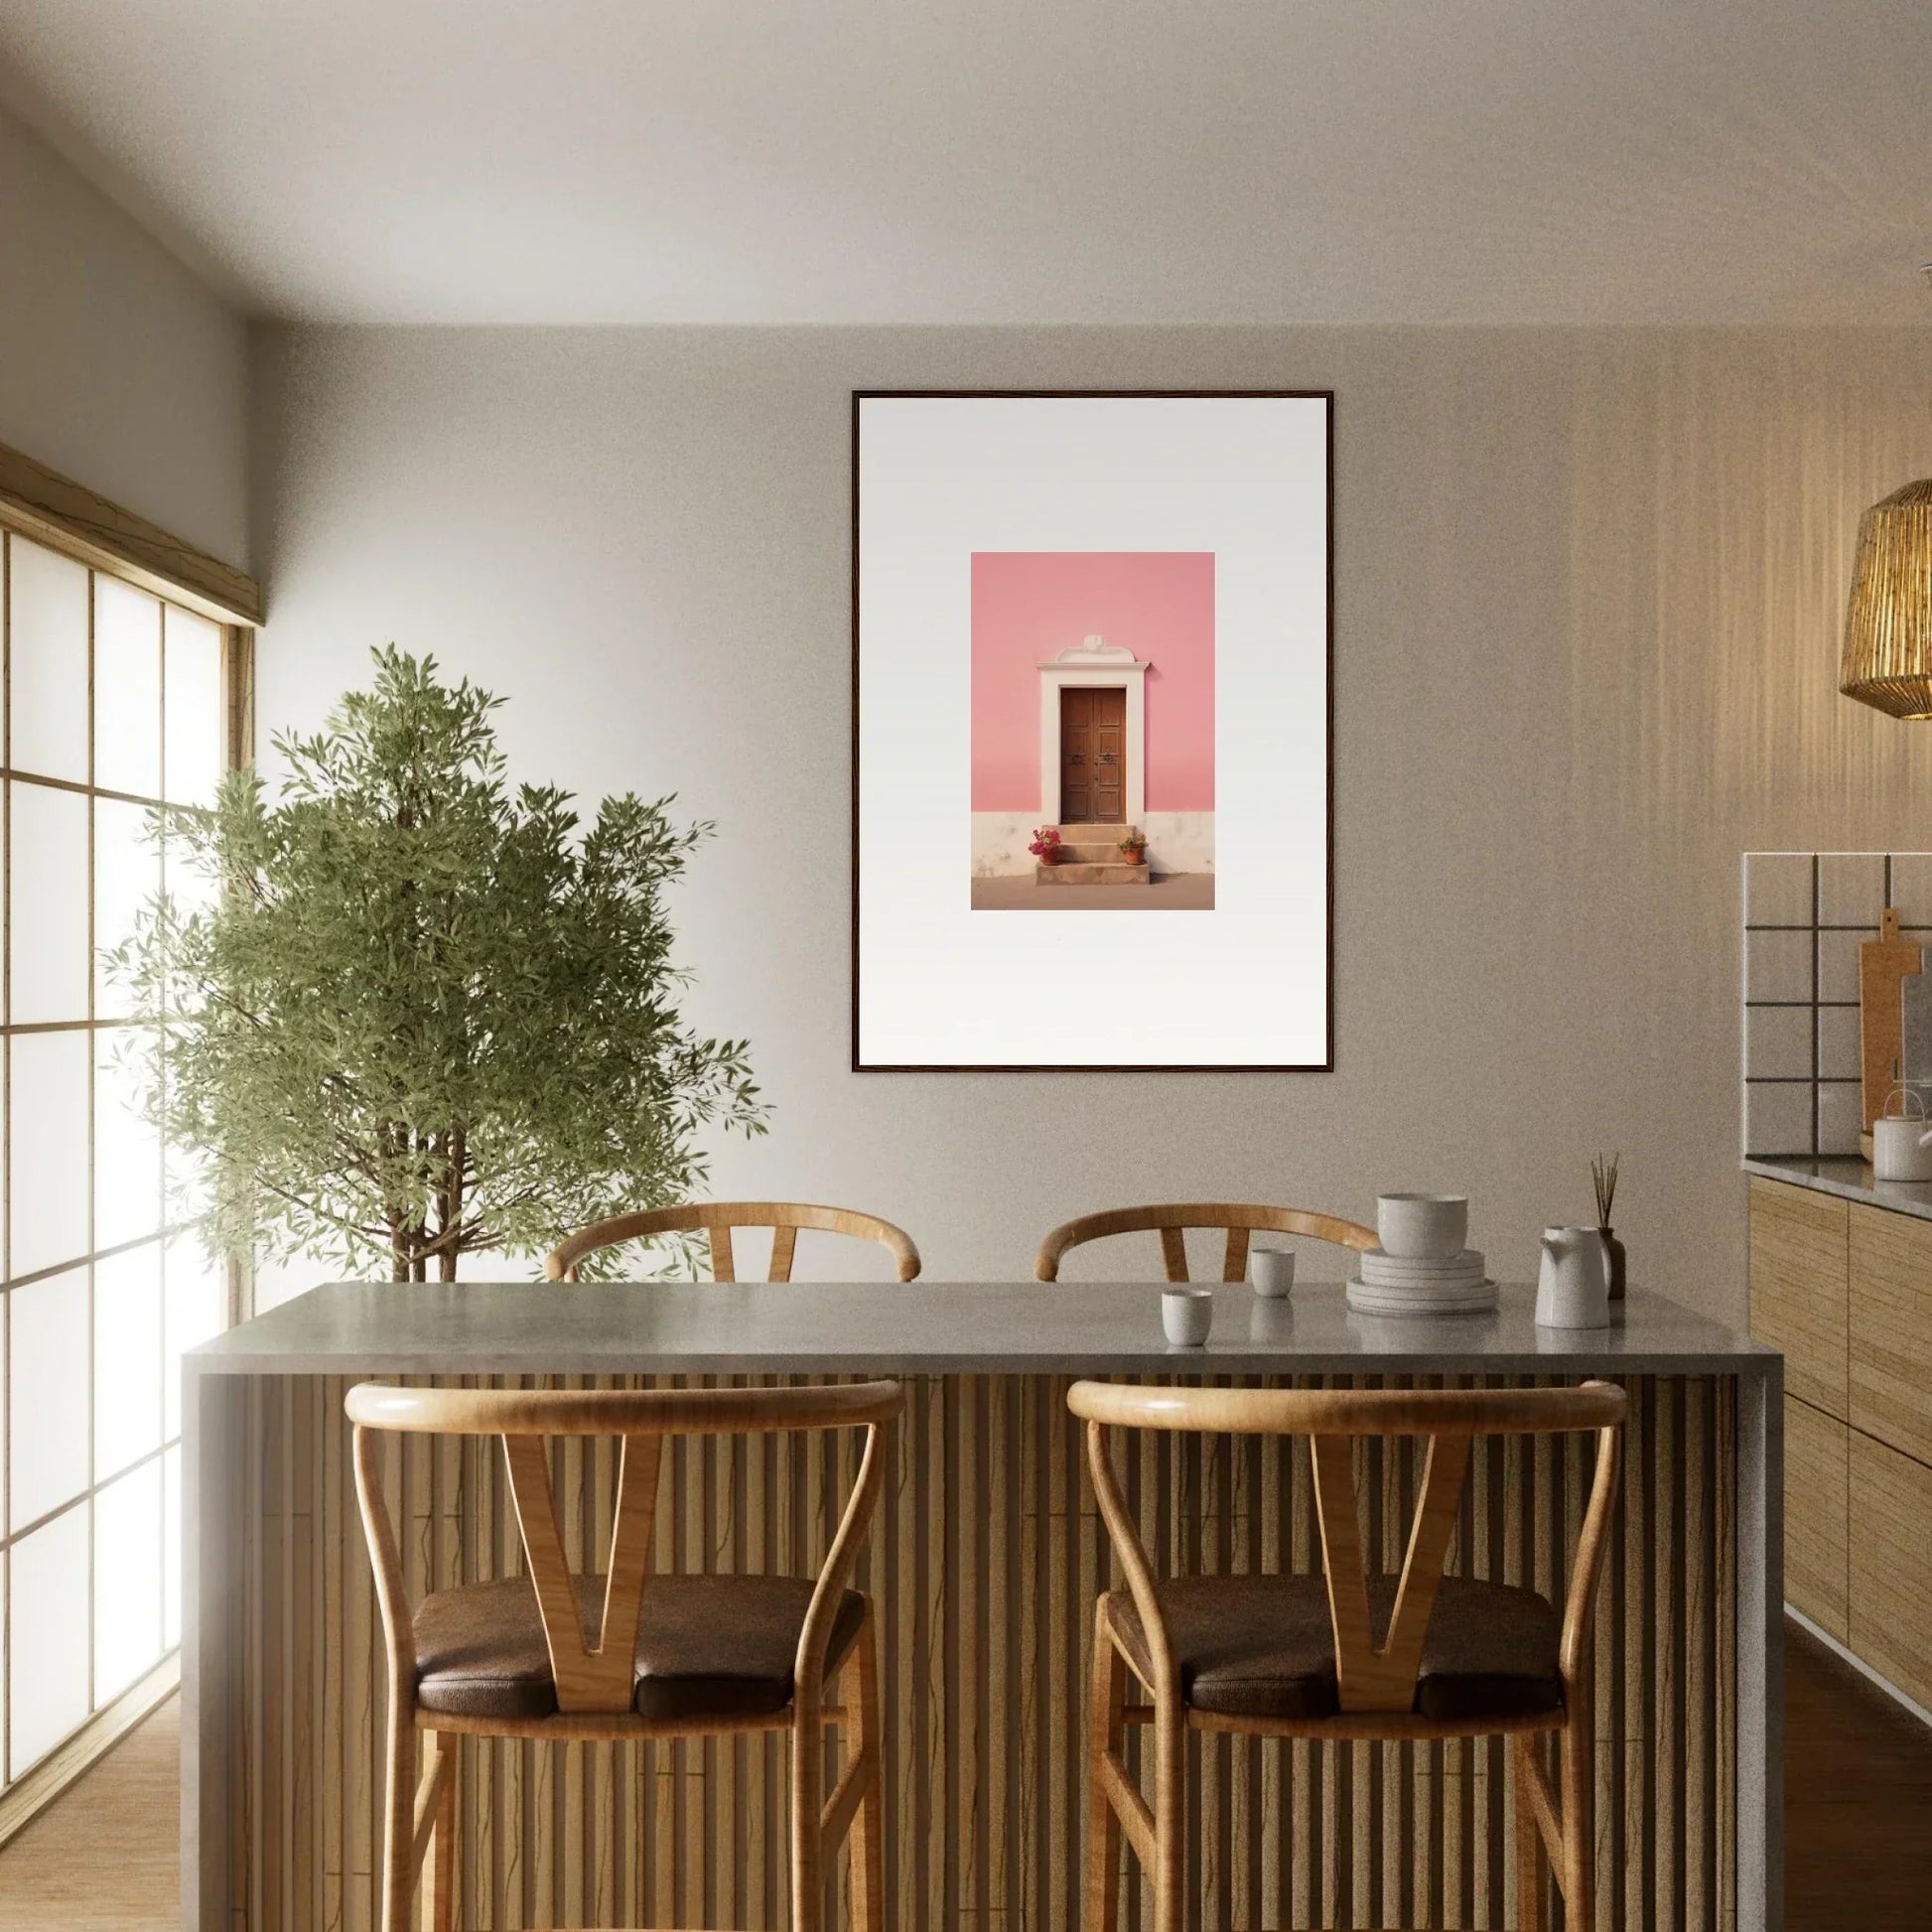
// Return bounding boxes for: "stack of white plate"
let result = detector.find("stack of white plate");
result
[1346,1246,1497,1316]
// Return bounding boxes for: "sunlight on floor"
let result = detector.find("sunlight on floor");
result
[0,1699,178,1930]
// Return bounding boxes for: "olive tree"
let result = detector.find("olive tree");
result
[108,646,766,1281]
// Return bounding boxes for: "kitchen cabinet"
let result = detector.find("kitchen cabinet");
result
[1850,1430,1932,1713]
[1850,1200,1932,1466]
[1748,1176,1848,1418]
[1748,1171,1932,1717]
[1784,1394,1849,1641]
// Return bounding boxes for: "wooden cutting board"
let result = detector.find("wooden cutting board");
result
[1862,907,1924,1139]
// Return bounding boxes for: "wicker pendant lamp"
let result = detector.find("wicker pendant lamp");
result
[1841,479,1932,718]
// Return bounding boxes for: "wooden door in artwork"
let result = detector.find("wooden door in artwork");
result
[1059,686,1126,822]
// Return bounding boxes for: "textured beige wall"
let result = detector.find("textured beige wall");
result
[0,99,248,566]
[248,325,1932,1312]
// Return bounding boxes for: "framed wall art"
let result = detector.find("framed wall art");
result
[852,390,1332,1071]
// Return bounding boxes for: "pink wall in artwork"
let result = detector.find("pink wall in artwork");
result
[969,551,1214,813]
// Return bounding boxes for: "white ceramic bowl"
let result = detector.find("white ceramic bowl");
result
[1376,1192,1469,1260]
[1162,1286,1214,1346]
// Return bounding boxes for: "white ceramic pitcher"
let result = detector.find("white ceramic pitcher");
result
[1535,1226,1611,1329]
[1872,1088,1932,1182]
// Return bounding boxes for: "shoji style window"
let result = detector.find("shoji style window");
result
[0,479,255,1823]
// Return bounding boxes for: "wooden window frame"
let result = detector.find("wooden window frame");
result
[0,436,260,1845]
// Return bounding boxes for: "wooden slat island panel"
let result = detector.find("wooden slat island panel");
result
[183,1282,1782,1931]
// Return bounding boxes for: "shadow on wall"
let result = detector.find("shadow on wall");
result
[1560,338,1932,846]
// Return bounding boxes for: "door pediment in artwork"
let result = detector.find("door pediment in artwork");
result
[1035,634,1151,672]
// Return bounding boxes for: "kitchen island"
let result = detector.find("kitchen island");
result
[183,1281,1781,1931]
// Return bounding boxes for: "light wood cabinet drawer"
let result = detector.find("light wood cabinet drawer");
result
[1748,1178,1848,1419]
[1850,1430,1932,1713]
[1783,1396,1848,1641]
[1850,1202,1932,1466]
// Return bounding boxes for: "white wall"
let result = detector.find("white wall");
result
[0,99,248,566]
[249,324,1932,1312]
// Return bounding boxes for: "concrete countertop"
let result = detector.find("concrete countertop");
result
[189,1279,1774,1380]
[1744,1154,1932,1225]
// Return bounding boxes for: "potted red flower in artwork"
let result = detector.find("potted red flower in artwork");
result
[1118,833,1149,864]
[1028,826,1064,863]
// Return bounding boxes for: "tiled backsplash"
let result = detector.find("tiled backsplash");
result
[1742,852,1932,1157]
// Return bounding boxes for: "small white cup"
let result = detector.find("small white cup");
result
[1377,1192,1468,1260]
[1162,1286,1214,1346]
[1250,1248,1297,1298]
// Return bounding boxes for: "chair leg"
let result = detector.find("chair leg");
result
[791,1688,827,1932]
[1559,1682,1594,1926]
[1083,1605,1127,1932]
[1151,1692,1186,1932]
[379,1695,416,1932]
[846,1607,887,1932]
[425,1733,457,1932]
[1512,1733,1549,1932]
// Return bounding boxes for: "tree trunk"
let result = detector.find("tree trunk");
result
[435,1127,465,1283]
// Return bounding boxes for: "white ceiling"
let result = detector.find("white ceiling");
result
[1,0,1928,326]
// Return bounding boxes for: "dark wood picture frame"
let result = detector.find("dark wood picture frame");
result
[850,388,1335,1073]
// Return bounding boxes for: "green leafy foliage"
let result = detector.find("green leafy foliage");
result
[105,646,767,1281]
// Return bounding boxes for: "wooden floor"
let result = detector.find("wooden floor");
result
[1783,1620,1932,1930]
[0,1697,179,1929]
[0,1623,1925,1928]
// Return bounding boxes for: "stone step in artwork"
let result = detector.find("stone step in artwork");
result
[1035,860,1151,885]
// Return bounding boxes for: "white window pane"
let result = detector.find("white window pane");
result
[8,1506,90,1775]
[162,827,221,928]
[162,608,224,809]
[94,1242,162,1479]
[10,1030,90,1278]
[163,1442,182,1649]
[94,1029,162,1250]
[163,1233,223,1440]
[9,780,88,1025]
[94,796,161,1010]
[93,576,162,799]
[163,1110,211,1231]
[8,1265,89,1528]
[7,536,88,783]
[94,1459,163,1701]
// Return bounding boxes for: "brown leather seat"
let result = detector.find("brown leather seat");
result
[413,1574,867,1723]
[1106,1573,1563,1724]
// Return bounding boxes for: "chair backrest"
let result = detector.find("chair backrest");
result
[1035,1201,1376,1285]
[345,1379,904,1718]
[1066,1380,1625,1714]
[544,1201,921,1284]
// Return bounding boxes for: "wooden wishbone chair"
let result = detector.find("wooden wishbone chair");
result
[1067,1379,1626,1932]
[1035,1201,1376,1284]
[545,1201,920,1283]
[345,1378,904,1932]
